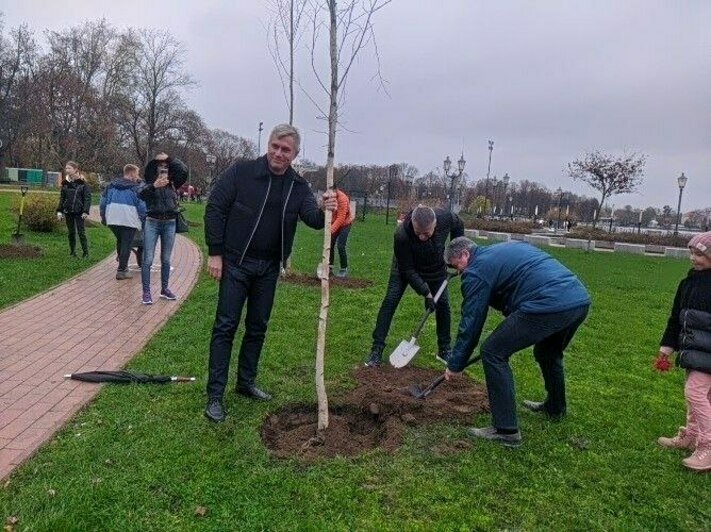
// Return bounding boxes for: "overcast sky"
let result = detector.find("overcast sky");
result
[3,1,709,209]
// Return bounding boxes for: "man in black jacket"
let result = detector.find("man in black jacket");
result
[365,205,465,367]
[203,124,337,423]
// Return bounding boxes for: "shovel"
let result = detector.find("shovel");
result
[409,354,482,399]
[389,272,457,368]
[12,185,29,244]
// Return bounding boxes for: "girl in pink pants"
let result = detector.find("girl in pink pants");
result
[656,231,711,472]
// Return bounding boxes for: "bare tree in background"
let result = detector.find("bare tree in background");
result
[122,29,194,166]
[568,150,646,228]
[268,0,308,125]
[0,18,35,171]
[306,0,390,432]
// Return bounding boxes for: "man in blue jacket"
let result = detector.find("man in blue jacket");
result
[444,237,591,446]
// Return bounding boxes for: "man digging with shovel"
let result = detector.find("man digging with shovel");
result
[365,205,464,367]
[443,237,591,447]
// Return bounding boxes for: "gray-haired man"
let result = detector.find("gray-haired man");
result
[204,124,337,422]
[444,236,590,446]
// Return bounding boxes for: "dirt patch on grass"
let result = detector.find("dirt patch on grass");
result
[261,366,488,460]
[0,243,43,259]
[281,272,373,289]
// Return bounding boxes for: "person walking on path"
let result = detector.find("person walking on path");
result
[444,237,591,447]
[203,123,337,423]
[655,231,711,472]
[365,205,464,367]
[139,152,188,305]
[56,161,91,258]
[100,164,146,280]
[328,187,354,278]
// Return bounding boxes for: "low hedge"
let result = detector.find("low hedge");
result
[567,227,691,247]
[460,216,534,235]
[11,194,59,233]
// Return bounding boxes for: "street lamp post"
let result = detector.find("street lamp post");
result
[386,164,398,225]
[674,172,688,236]
[484,140,493,212]
[257,121,264,154]
[443,153,466,212]
[556,188,563,230]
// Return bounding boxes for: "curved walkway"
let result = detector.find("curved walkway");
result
[0,215,202,481]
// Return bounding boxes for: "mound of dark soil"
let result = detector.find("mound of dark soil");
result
[281,272,372,289]
[0,243,43,259]
[261,366,488,460]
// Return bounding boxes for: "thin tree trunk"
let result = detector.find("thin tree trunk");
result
[315,0,338,432]
[289,0,294,125]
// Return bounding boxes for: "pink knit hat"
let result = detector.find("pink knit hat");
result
[688,231,711,257]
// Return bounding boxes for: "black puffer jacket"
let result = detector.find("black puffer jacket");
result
[661,268,711,373]
[204,155,324,268]
[57,178,91,215]
[140,158,188,217]
[392,208,465,296]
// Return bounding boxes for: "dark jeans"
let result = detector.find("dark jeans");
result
[65,213,88,254]
[109,225,137,271]
[480,304,590,431]
[329,225,351,268]
[371,271,451,352]
[207,257,280,399]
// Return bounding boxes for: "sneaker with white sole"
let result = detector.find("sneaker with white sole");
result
[141,290,153,305]
[467,426,522,447]
[160,288,177,300]
[682,444,711,472]
[658,427,697,451]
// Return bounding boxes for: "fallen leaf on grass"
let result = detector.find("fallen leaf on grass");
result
[47,489,56,497]
[4,516,19,532]
[194,506,208,517]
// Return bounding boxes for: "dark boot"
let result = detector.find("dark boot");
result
[365,346,384,367]
[204,398,226,422]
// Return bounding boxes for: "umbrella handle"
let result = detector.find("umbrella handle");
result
[171,376,196,382]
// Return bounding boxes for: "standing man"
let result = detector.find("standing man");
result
[365,205,464,367]
[444,237,591,447]
[57,161,91,258]
[203,124,337,423]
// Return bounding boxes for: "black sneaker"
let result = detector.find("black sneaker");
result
[436,349,451,365]
[204,399,226,423]
[364,348,383,367]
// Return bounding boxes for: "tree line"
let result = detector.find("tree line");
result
[0,16,255,191]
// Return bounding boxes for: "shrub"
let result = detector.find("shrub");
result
[460,215,534,235]
[12,194,59,232]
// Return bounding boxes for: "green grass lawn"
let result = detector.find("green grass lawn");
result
[2,203,709,530]
[0,191,115,310]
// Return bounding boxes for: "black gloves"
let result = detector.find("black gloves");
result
[425,295,437,312]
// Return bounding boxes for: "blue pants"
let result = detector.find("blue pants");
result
[207,257,280,399]
[480,304,590,430]
[142,218,176,292]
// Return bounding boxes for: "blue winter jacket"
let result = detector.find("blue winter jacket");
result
[100,178,146,230]
[449,242,591,372]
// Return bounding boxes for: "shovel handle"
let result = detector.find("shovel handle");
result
[421,354,483,398]
[411,273,458,338]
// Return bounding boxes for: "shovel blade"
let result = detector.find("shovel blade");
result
[12,233,24,244]
[408,384,426,399]
[389,338,420,368]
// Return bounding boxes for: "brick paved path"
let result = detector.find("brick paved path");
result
[0,215,202,481]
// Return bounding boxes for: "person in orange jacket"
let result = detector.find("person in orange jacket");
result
[329,188,354,277]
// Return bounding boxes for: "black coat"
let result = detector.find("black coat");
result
[204,155,324,268]
[392,208,465,296]
[140,158,188,217]
[57,179,91,215]
[661,268,711,373]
